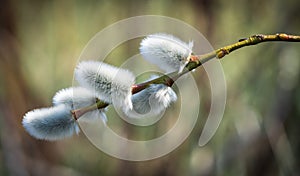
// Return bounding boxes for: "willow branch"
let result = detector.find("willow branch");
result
[192,33,300,67]
[72,33,300,119]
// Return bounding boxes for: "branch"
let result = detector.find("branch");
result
[72,33,300,119]
[191,33,300,67]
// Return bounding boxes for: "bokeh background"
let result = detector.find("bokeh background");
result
[0,0,300,175]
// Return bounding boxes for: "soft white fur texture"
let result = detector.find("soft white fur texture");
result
[53,87,107,124]
[125,76,177,118]
[22,104,79,141]
[140,33,193,73]
[75,61,135,112]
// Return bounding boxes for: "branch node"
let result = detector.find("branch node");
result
[71,110,78,120]
[276,33,289,40]
[217,48,229,58]
[254,34,264,41]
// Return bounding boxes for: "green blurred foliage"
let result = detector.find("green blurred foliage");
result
[0,0,299,175]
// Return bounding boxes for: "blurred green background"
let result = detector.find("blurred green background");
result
[0,0,300,175]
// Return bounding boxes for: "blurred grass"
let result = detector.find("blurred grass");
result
[0,0,300,175]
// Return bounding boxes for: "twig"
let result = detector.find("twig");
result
[72,33,300,119]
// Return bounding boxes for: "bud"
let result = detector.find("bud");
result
[140,33,193,73]
[75,61,135,112]
[53,87,107,124]
[125,76,177,118]
[22,104,79,141]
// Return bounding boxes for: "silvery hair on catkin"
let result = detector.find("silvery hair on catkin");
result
[140,33,193,73]
[53,87,108,124]
[125,76,177,118]
[22,104,79,141]
[75,61,135,113]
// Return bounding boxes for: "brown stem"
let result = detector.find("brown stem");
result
[72,104,98,120]
[72,33,300,120]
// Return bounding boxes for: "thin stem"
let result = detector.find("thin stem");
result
[183,34,300,71]
[72,99,108,119]
[72,33,300,120]
[72,104,98,120]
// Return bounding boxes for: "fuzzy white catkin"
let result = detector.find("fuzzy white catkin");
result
[22,104,79,141]
[140,33,193,73]
[53,87,107,124]
[75,61,135,112]
[125,83,177,118]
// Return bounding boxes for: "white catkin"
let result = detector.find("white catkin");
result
[52,87,107,124]
[125,82,177,118]
[140,33,193,73]
[53,87,97,108]
[75,61,135,112]
[22,104,79,141]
